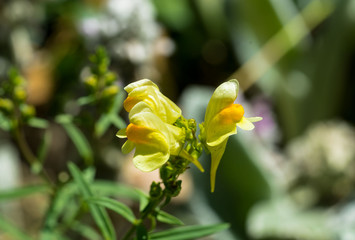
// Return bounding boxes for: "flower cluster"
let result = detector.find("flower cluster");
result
[117,79,262,192]
[117,79,203,172]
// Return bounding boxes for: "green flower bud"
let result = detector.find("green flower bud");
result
[0,98,14,114]
[14,86,27,102]
[149,181,163,199]
[84,76,98,90]
[165,180,182,197]
[20,104,36,120]
[101,85,119,98]
[104,72,117,85]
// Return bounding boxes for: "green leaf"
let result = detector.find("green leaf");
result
[68,162,116,240]
[0,112,11,131]
[37,129,52,163]
[0,215,33,240]
[109,89,125,115]
[91,180,147,201]
[156,211,184,226]
[42,183,77,229]
[71,221,103,240]
[87,197,136,223]
[27,117,49,129]
[0,185,50,201]
[57,116,93,165]
[40,230,70,240]
[149,223,230,240]
[109,114,126,129]
[77,95,95,106]
[95,113,111,138]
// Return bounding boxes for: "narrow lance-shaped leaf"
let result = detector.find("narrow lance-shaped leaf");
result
[68,162,116,240]
[91,180,147,201]
[0,215,33,240]
[87,197,136,223]
[43,168,95,231]
[27,117,49,129]
[149,223,230,240]
[70,221,103,240]
[156,210,184,226]
[0,185,50,201]
[56,115,93,165]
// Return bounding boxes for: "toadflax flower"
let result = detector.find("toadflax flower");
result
[123,79,181,124]
[202,79,262,192]
[117,80,204,172]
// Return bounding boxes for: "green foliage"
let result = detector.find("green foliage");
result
[68,162,116,240]
[149,223,230,240]
[56,114,94,165]
[86,197,136,223]
[0,215,33,240]
[0,185,50,201]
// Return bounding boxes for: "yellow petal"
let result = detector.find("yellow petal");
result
[124,79,181,123]
[205,79,239,125]
[133,131,170,171]
[122,140,135,154]
[237,117,255,131]
[206,115,236,147]
[206,103,245,147]
[126,122,170,171]
[247,117,263,122]
[124,79,158,93]
[209,140,228,192]
[133,149,169,172]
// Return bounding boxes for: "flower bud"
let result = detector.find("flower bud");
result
[104,72,117,85]
[149,181,163,199]
[84,76,98,90]
[20,104,36,120]
[0,98,14,114]
[102,85,119,99]
[14,86,27,102]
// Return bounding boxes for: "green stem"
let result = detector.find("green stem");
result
[13,127,56,190]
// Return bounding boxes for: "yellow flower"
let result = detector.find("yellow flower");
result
[203,79,262,192]
[123,79,181,124]
[117,102,204,172]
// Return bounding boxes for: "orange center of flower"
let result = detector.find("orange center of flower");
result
[126,123,155,144]
[218,104,244,124]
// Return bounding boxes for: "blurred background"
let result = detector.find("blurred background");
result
[1,0,355,239]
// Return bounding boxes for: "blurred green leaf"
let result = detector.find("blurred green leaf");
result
[77,95,95,106]
[0,215,33,240]
[91,180,147,201]
[0,112,11,131]
[149,223,230,240]
[95,89,125,137]
[0,185,50,201]
[71,221,102,240]
[40,230,70,240]
[42,183,77,229]
[68,162,116,240]
[109,88,125,115]
[156,210,184,226]
[43,168,95,231]
[95,113,111,137]
[57,116,93,165]
[32,128,52,174]
[27,117,49,129]
[87,197,136,223]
